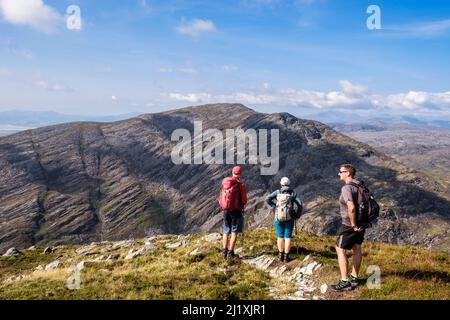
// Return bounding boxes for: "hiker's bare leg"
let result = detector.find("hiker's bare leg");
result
[229,232,238,251]
[223,233,229,249]
[336,246,348,279]
[277,238,285,252]
[351,244,362,277]
[284,238,291,254]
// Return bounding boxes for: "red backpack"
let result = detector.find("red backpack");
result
[219,177,242,211]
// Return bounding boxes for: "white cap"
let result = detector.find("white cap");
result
[280,177,290,186]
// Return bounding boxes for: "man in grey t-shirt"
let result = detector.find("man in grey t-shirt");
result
[339,179,360,227]
[331,164,365,292]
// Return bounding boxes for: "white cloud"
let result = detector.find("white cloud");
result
[0,0,62,33]
[384,91,450,111]
[156,67,196,73]
[176,19,216,37]
[383,19,450,38]
[222,65,239,72]
[339,80,368,97]
[167,93,212,103]
[177,67,196,73]
[262,82,271,89]
[163,80,450,117]
[33,79,70,92]
[111,95,118,101]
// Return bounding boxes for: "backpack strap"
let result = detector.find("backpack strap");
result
[280,189,295,202]
[345,182,364,215]
[346,181,360,188]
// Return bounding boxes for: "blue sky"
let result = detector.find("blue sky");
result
[1,0,450,121]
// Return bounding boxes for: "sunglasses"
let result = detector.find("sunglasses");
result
[338,170,348,174]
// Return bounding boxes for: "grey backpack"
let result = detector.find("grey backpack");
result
[275,191,294,222]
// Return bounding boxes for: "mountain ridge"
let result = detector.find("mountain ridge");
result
[0,103,449,252]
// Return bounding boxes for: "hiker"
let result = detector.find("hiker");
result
[218,166,248,259]
[265,177,303,262]
[331,164,370,292]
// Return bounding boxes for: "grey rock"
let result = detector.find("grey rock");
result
[201,233,222,243]
[76,245,95,255]
[76,261,85,270]
[124,249,139,260]
[112,240,135,250]
[301,261,321,275]
[45,260,60,270]
[2,247,21,257]
[294,290,304,297]
[269,265,287,277]
[144,241,155,251]
[42,247,54,254]
[124,243,155,260]
[244,255,277,271]
[189,247,204,255]
[107,254,120,261]
[165,242,180,249]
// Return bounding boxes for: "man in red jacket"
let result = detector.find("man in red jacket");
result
[219,166,248,259]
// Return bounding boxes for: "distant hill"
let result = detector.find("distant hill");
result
[0,103,449,253]
[331,121,450,189]
[0,110,141,136]
[316,112,450,129]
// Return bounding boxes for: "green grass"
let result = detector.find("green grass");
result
[34,223,50,239]
[0,229,449,300]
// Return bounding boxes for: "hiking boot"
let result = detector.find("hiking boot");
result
[330,279,353,292]
[278,251,284,262]
[227,250,235,259]
[349,274,360,288]
[283,253,291,262]
[222,248,228,260]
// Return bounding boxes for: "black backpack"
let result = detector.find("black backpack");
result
[347,181,379,226]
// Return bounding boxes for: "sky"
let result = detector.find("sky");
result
[0,0,450,122]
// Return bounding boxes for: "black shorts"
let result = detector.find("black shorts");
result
[336,224,365,249]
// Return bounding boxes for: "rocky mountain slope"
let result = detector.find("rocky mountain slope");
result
[0,103,449,252]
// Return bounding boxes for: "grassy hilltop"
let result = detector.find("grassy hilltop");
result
[0,228,449,300]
